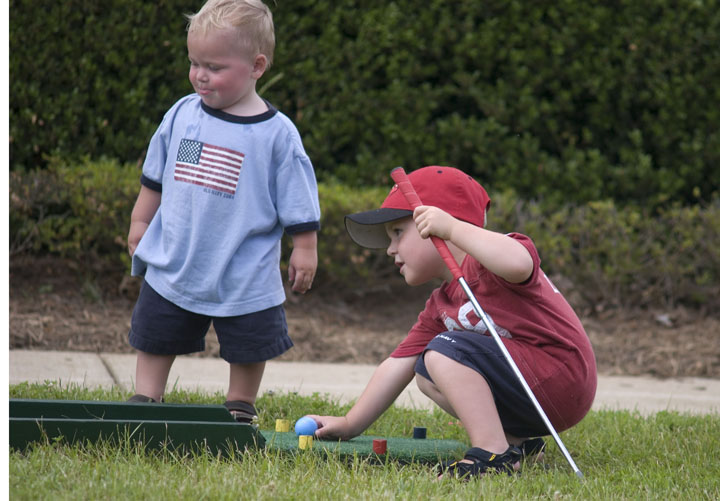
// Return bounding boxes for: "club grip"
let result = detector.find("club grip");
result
[390,167,463,280]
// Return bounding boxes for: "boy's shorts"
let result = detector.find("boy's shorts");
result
[129,281,293,364]
[414,330,548,437]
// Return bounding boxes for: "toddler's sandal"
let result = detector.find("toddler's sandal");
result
[439,445,522,480]
[223,400,258,424]
[127,394,161,403]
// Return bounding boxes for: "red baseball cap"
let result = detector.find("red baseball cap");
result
[345,166,491,249]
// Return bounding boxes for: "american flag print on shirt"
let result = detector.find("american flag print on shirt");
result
[174,138,244,195]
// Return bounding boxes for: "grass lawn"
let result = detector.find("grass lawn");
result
[8,382,720,500]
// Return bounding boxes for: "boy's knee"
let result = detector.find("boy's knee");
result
[415,372,436,396]
[423,349,447,369]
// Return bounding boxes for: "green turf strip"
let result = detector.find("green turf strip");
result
[262,431,465,464]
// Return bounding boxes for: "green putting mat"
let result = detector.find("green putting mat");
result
[9,399,264,455]
[262,431,465,464]
[9,399,466,463]
[10,398,237,422]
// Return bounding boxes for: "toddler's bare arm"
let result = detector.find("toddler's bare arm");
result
[288,230,318,293]
[127,186,161,256]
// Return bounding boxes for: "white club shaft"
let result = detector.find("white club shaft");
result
[458,277,584,479]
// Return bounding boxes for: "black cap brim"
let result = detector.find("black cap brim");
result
[344,208,413,249]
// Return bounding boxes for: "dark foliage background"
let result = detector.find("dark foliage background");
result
[9,1,720,378]
[10,0,720,208]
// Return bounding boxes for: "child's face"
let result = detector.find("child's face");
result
[187,28,264,113]
[385,217,450,286]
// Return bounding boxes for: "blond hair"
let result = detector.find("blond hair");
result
[187,0,275,67]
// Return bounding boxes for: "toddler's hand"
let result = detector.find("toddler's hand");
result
[127,222,149,256]
[288,246,317,294]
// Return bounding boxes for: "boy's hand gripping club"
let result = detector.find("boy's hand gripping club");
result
[390,167,584,479]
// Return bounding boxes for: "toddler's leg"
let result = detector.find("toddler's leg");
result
[224,362,266,423]
[134,351,175,402]
[214,305,291,421]
[227,361,266,404]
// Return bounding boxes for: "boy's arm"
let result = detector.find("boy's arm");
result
[414,205,533,284]
[127,186,161,256]
[310,355,418,440]
[288,230,318,293]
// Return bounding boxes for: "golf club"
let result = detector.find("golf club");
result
[390,166,584,479]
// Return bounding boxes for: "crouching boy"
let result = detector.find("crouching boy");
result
[310,166,596,479]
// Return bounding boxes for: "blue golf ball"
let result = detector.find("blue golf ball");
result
[294,416,318,436]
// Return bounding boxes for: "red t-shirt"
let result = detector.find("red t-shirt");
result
[391,233,597,431]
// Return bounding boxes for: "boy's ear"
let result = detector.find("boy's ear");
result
[252,54,268,79]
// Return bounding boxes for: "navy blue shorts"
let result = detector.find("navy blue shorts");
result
[128,282,293,364]
[414,330,548,437]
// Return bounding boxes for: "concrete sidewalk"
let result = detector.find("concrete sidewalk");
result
[9,350,720,416]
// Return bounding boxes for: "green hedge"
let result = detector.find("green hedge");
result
[10,0,720,208]
[10,158,140,270]
[9,159,720,311]
[8,159,393,286]
[9,0,193,172]
[489,194,720,311]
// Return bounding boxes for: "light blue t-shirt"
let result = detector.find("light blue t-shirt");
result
[132,94,321,316]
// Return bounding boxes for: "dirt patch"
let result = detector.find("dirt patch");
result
[9,256,720,379]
